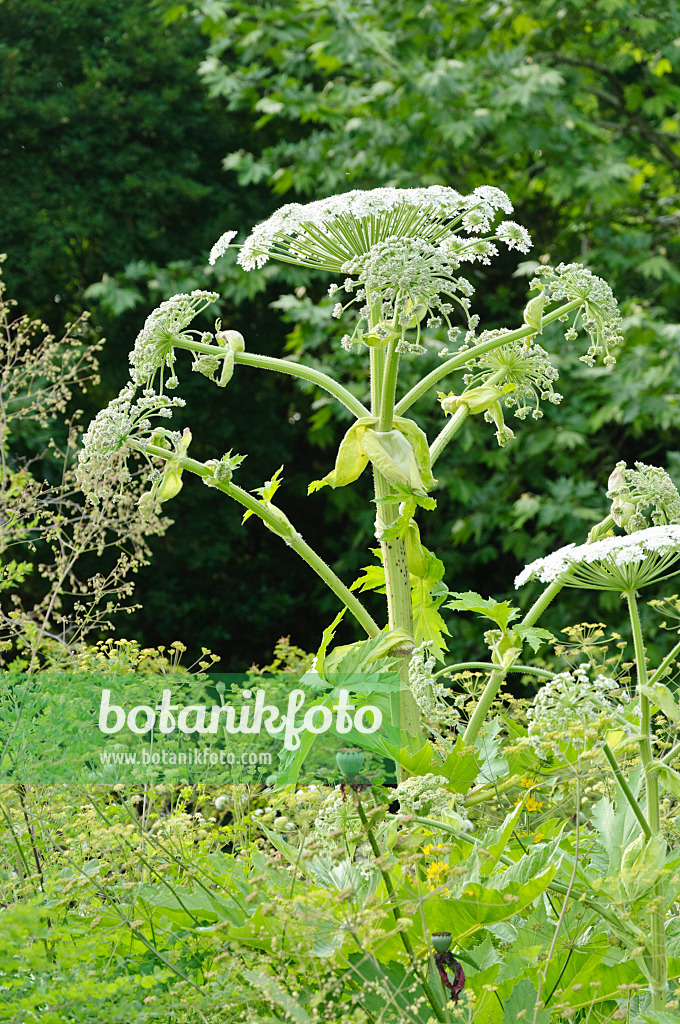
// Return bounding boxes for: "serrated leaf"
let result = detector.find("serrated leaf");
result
[446,591,520,630]
[515,625,555,652]
[639,682,680,724]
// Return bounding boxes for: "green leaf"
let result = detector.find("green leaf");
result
[515,625,555,653]
[446,591,520,631]
[639,682,680,723]
[503,979,549,1024]
[375,865,557,961]
[308,417,376,492]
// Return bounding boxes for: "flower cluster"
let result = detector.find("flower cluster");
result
[607,461,680,533]
[395,773,448,816]
[461,331,562,421]
[526,665,621,761]
[409,646,461,730]
[337,237,477,353]
[76,385,185,503]
[515,524,680,593]
[208,230,238,265]
[531,263,623,366]
[129,290,218,387]
[313,787,361,853]
[235,185,527,273]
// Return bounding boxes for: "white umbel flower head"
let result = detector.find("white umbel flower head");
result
[234,185,527,273]
[515,525,680,593]
[130,290,218,387]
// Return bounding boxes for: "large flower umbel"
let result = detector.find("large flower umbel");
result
[515,525,680,593]
[231,185,530,273]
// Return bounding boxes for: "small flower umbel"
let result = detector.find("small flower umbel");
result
[460,332,563,421]
[129,290,218,389]
[338,237,477,353]
[76,385,185,503]
[530,263,623,366]
[526,665,621,763]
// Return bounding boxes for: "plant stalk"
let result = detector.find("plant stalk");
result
[368,317,419,739]
[144,445,380,639]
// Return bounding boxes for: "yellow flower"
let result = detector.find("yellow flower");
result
[426,861,449,891]
[525,795,544,813]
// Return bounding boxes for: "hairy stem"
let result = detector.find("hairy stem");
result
[602,742,651,839]
[369,322,419,739]
[145,445,380,639]
[173,338,370,419]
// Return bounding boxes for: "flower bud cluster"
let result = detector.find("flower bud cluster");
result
[76,385,185,503]
[462,332,563,422]
[129,290,218,387]
[314,787,361,853]
[526,665,621,761]
[607,460,680,533]
[409,647,462,731]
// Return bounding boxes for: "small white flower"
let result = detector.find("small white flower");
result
[496,220,532,253]
[76,386,185,503]
[208,230,238,265]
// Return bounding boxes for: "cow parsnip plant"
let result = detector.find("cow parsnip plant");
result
[77,185,620,735]
[76,186,680,1017]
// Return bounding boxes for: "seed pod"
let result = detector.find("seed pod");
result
[336,749,365,777]
[431,932,452,954]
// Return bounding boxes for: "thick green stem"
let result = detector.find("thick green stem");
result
[144,445,380,639]
[173,338,370,419]
[395,299,582,415]
[462,668,506,746]
[626,590,666,1010]
[369,326,419,739]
